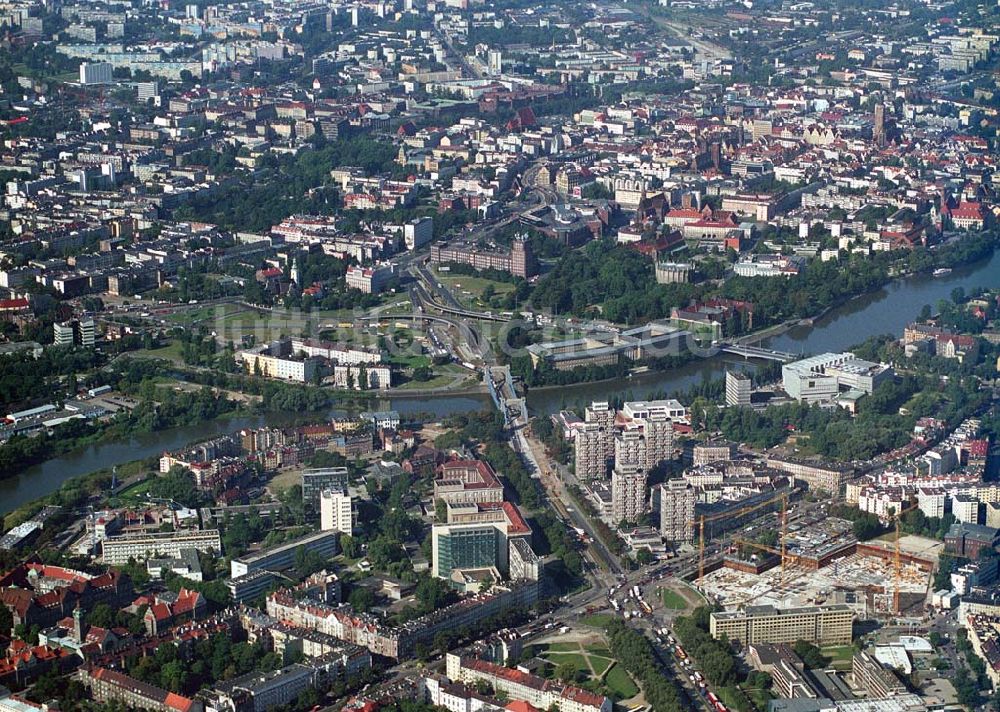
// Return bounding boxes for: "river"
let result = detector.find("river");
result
[522,249,1000,413]
[2,251,999,516]
[0,395,490,516]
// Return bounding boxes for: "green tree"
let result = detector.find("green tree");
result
[349,586,376,612]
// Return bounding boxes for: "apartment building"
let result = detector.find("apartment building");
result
[445,654,612,712]
[765,457,852,495]
[289,338,383,365]
[81,667,202,712]
[209,665,313,712]
[693,440,736,467]
[574,402,615,480]
[611,464,647,524]
[660,479,696,543]
[710,605,854,646]
[238,348,320,383]
[266,581,539,661]
[614,428,646,469]
[102,529,221,565]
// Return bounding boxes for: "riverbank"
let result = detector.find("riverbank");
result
[525,244,1000,412]
[525,233,998,390]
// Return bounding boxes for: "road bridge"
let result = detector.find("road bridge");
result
[718,343,797,363]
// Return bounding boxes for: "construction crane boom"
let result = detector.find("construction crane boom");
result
[697,491,789,586]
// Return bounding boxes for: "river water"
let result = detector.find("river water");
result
[0,396,490,516]
[2,251,998,516]
[522,249,1000,412]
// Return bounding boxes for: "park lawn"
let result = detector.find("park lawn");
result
[112,477,154,502]
[268,467,302,495]
[579,613,615,629]
[586,645,613,658]
[543,642,582,653]
[603,663,639,699]
[131,340,186,363]
[661,588,689,609]
[588,656,614,675]
[394,373,455,390]
[545,652,591,674]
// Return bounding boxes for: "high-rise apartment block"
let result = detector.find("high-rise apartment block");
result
[726,370,752,407]
[574,402,615,480]
[660,479,696,542]
[577,401,673,481]
[612,464,647,524]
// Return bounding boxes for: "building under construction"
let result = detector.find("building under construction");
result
[698,526,938,618]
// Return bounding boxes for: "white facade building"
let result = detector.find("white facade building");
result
[320,489,356,534]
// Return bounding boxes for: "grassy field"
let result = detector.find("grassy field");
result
[433,269,515,310]
[546,652,592,674]
[543,642,582,652]
[660,588,690,609]
[111,476,155,503]
[579,613,615,629]
[603,663,640,698]
[387,352,432,369]
[131,340,186,363]
[822,645,855,670]
[268,467,302,495]
[394,363,475,390]
[538,640,639,702]
[394,373,456,390]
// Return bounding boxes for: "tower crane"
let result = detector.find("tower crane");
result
[697,491,790,585]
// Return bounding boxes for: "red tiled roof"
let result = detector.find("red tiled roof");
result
[506,702,541,712]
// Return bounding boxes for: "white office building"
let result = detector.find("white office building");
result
[320,489,356,534]
[782,352,893,403]
[102,529,221,565]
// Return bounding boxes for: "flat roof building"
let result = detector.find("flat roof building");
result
[102,529,221,565]
[710,604,853,646]
[230,530,339,579]
[783,353,893,404]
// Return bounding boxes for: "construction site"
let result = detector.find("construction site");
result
[698,520,941,618]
